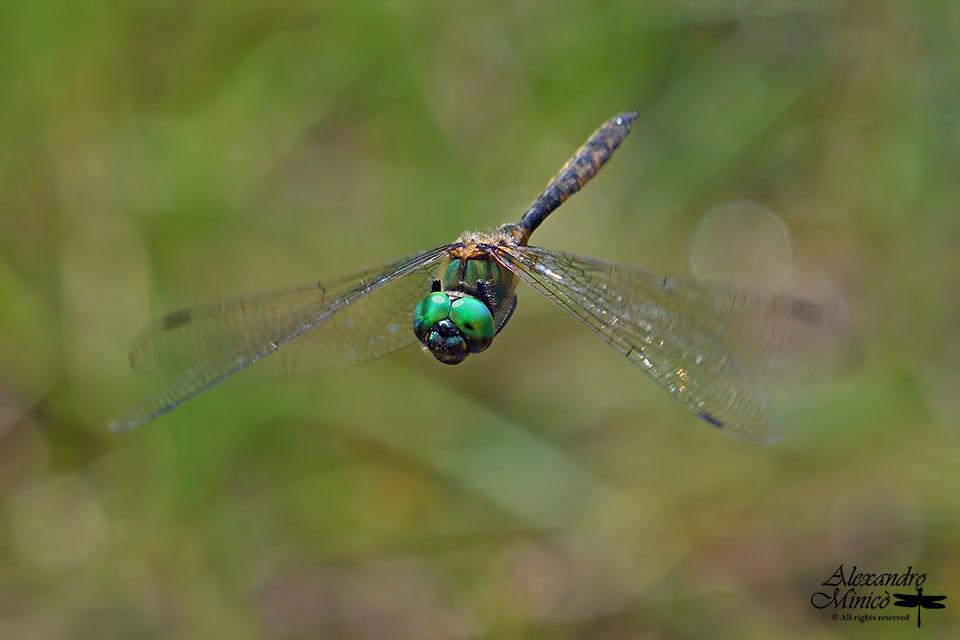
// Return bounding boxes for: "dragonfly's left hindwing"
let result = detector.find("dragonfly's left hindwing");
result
[492,245,861,444]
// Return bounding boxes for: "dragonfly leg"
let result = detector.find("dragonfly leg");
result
[495,295,517,335]
[476,278,518,335]
[475,279,494,308]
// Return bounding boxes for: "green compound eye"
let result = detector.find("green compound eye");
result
[413,292,451,342]
[449,296,495,353]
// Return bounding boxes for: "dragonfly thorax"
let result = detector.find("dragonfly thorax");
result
[413,291,494,364]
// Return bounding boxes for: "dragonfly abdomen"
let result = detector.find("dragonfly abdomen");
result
[517,111,638,241]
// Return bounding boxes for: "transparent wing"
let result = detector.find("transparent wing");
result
[492,245,863,444]
[110,246,450,432]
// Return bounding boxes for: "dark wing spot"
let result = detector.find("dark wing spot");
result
[161,309,192,330]
[698,411,724,429]
[790,299,825,326]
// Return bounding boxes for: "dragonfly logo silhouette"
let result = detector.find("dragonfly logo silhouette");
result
[893,587,947,628]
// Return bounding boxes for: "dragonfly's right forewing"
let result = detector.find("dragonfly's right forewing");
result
[111,246,450,432]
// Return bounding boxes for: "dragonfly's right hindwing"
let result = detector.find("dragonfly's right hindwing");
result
[111,246,450,432]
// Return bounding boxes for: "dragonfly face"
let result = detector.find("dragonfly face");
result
[413,230,521,364]
[413,291,493,364]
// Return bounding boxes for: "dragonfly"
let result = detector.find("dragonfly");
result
[110,111,863,443]
[893,587,947,628]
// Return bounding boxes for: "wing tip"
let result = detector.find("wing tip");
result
[107,411,149,434]
[698,410,724,429]
[698,410,780,445]
[107,417,133,433]
[160,308,193,330]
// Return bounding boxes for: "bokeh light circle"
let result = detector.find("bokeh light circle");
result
[690,200,791,289]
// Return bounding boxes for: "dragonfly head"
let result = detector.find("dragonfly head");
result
[413,292,494,365]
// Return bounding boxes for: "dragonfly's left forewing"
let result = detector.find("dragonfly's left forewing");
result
[493,245,785,444]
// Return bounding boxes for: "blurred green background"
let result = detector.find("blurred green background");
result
[1,1,958,638]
